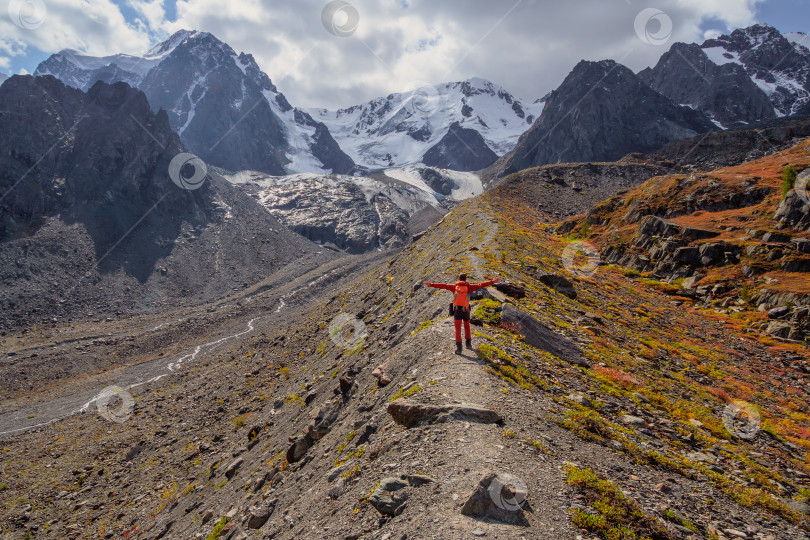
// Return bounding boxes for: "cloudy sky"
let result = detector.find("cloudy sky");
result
[1,0,808,109]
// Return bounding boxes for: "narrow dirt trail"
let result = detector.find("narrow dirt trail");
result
[369,208,576,538]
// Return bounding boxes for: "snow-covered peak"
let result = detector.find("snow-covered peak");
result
[144,29,198,59]
[699,24,810,116]
[306,78,543,170]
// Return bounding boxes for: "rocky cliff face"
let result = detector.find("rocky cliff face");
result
[421,122,498,171]
[34,31,356,176]
[0,75,330,329]
[640,25,810,125]
[638,42,776,127]
[502,60,716,174]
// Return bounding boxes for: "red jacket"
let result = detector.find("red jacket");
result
[425,279,497,308]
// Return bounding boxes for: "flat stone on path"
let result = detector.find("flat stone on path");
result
[387,399,502,428]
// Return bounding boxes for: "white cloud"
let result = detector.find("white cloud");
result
[0,0,152,57]
[6,0,767,108]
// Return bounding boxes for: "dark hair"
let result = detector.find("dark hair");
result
[459,273,467,281]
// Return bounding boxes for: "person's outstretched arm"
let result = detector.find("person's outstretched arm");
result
[468,277,500,292]
[423,281,456,292]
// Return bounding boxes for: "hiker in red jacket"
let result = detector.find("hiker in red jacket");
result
[423,273,500,354]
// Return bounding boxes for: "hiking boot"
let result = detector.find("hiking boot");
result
[455,342,463,355]
[465,339,472,349]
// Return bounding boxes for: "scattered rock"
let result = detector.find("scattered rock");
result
[460,472,529,526]
[224,457,244,479]
[767,306,790,319]
[620,415,646,427]
[372,366,391,386]
[328,478,345,499]
[308,400,341,440]
[327,462,354,482]
[566,394,593,407]
[124,444,142,461]
[766,321,793,339]
[786,500,810,516]
[247,500,276,529]
[356,422,378,445]
[369,477,409,516]
[285,435,314,464]
[387,399,502,428]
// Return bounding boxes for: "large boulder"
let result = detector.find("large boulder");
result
[387,399,502,428]
[494,282,526,299]
[500,305,590,367]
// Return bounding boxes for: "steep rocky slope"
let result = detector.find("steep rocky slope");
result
[421,121,499,171]
[1,146,808,539]
[0,75,333,330]
[560,138,810,344]
[500,60,716,175]
[650,115,810,170]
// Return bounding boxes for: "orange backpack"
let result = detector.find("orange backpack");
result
[453,281,470,307]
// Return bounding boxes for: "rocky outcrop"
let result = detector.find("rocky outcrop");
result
[460,472,530,526]
[422,122,498,171]
[774,181,810,232]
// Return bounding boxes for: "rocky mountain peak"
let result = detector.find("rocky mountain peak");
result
[638,24,810,123]
[35,29,356,176]
[500,58,715,173]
